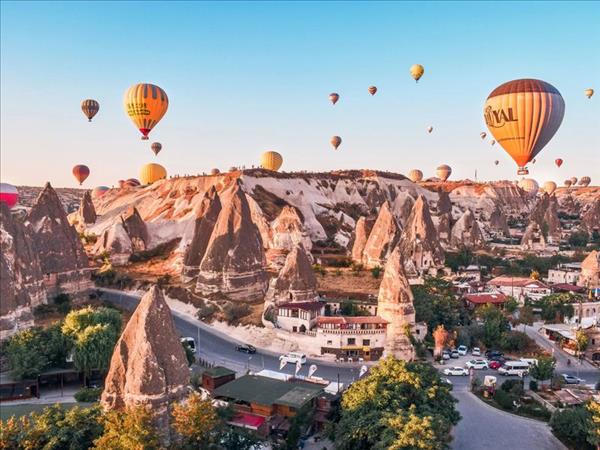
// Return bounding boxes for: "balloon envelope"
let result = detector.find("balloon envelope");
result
[570,177,578,185]
[260,151,283,171]
[368,86,377,95]
[564,179,572,188]
[329,93,339,105]
[585,88,594,99]
[484,79,565,175]
[407,169,423,183]
[518,178,539,197]
[0,183,18,208]
[81,99,99,122]
[140,164,167,185]
[494,160,499,166]
[436,164,452,182]
[330,135,342,150]
[72,165,90,185]
[555,158,563,168]
[480,132,487,139]
[151,142,162,156]
[124,83,168,140]
[92,186,110,198]
[543,181,557,195]
[427,126,433,133]
[410,64,424,82]
[210,168,220,175]
[579,176,591,187]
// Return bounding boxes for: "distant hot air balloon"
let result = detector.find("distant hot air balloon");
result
[151,142,162,156]
[368,86,377,96]
[140,163,167,185]
[579,176,591,187]
[518,178,539,197]
[555,158,563,168]
[92,186,110,198]
[427,126,433,134]
[564,179,572,188]
[210,168,220,175]
[480,132,487,139]
[494,160,499,166]
[229,166,238,172]
[124,83,168,140]
[81,99,99,122]
[407,169,423,183]
[532,158,536,164]
[484,79,565,175]
[260,151,283,171]
[543,181,557,195]
[124,178,141,188]
[329,93,340,105]
[490,140,496,146]
[585,88,594,99]
[410,64,424,82]
[0,183,18,208]
[330,135,342,150]
[436,164,452,182]
[570,176,578,185]
[72,165,90,185]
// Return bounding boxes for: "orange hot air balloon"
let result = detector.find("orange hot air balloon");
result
[484,79,565,176]
[368,86,377,96]
[329,93,339,105]
[81,99,99,122]
[124,83,168,140]
[555,158,563,168]
[585,88,594,99]
[330,135,342,150]
[151,142,162,156]
[410,64,424,82]
[72,165,90,185]
[436,164,452,182]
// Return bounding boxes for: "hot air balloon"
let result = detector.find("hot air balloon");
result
[0,183,18,208]
[570,177,578,185]
[329,93,340,105]
[151,142,162,156]
[564,179,572,188]
[484,79,565,175]
[92,186,110,198]
[585,88,594,99]
[494,160,499,166]
[436,164,452,182]
[210,168,220,175]
[555,158,563,168]
[81,99,99,122]
[427,126,433,134]
[532,158,537,164]
[518,178,539,197]
[124,178,141,188]
[407,169,423,183]
[490,140,496,146]
[118,180,126,189]
[72,165,90,185]
[124,83,168,140]
[140,163,166,185]
[480,132,487,139]
[330,135,342,150]
[368,86,377,96]
[410,64,424,82]
[579,176,591,187]
[543,181,557,195]
[260,151,283,171]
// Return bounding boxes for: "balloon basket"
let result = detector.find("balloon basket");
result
[141,136,149,140]
[518,168,529,175]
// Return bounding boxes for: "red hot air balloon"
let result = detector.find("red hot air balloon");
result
[0,183,19,208]
[72,165,90,185]
[555,158,563,168]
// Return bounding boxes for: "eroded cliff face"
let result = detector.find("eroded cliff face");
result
[265,243,318,305]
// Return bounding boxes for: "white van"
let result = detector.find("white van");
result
[180,337,197,353]
[498,360,530,377]
[280,352,307,365]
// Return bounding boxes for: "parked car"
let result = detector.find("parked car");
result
[561,374,582,385]
[450,350,460,359]
[280,352,307,365]
[498,361,529,377]
[520,357,538,366]
[236,344,256,354]
[488,360,503,370]
[466,359,489,370]
[442,350,451,360]
[472,347,481,357]
[443,366,468,376]
[485,350,504,360]
[457,345,468,356]
[180,337,197,353]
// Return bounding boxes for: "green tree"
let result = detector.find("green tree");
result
[334,357,460,450]
[529,356,556,387]
[518,305,535,331]
[575,329,590,356]
[477,305,509,349]
[73,324,117,378]
[93,405,161,450]
[43,322,74,368]
[412,278,466,335]
[568,230,589,248]
[587,401,600,448]
[503,297,519,315]
[550,405,594,450]
[62,306,121,337]
[538,294,576,323]
[171,392,219,448]
[5,328,48,379]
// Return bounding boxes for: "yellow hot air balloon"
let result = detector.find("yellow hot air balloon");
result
[140,163,167,185]
[331,135,342,150]
[410,64,424,82]
[407,169,423,183]
[260,151,283,171]
[585,88,594,99]
[480,132,487,139]
[484,79,565,175]
[436,164,452,182]
[124,83,169,140]
[542,181,557,195]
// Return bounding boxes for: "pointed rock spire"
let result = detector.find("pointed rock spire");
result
[101,285,189,445]
[377,246,415,360]
[362,201,401,268]
[450,209,484,249]
[581,198,600,234]
[391,192,415,227]
[271,205,312,253]
[265,243,318,304]
[77,190,97,225]
[350,216,373,263]
[120,206,148,252]
[488,203,510,236]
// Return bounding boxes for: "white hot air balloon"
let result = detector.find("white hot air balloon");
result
[436,164,452,182]
[408,169,423,183]
[518,178,539,198]
[543,181,557,195]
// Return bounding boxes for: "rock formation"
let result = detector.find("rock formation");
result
[268,205,312,269]
[581,198,600,234]
[521,193,561,247]
[101,286,189,446]
[450,209,485,249]
[121,206,148,252]
[361,201,401,268]
[350,216,373,263]
[521,222,547,250]
[196,180,267,301]
[397,195,444,274]
[265,244,318,305]
[25,183,91,296]
[377,246,415,360]
[579,250,599,288]
[488,203,510,236]
[559,194,580,217]
[182,187,222,282]
[0,203,47,339]
[391,192,415,227]
[70,190,97,231]
[436,190,452,216]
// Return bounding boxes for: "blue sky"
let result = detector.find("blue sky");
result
[1,1,599,187]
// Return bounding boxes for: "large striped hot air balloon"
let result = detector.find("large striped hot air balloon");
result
[140,163,167,185]
[484,79,565,176]
[436,164,452,182]
[408,169,423,183]
[410,64,424,82]
[0,183,18,208]
[260,151,283,171]
[72,165,90,185]
[92,186,110,198]
[124,83,168,140]
[81,99,99,122]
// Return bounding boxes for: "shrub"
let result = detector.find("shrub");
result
[350,262,364,273]
[33,303,55,317]
[74,386,102,403]
[550,406,593,449]
[312,264,326,276]
[370,266,382,278]
[223,303,251,324]
[197,301,217,321]
[190,373,202,390]
[54,293,72,314]
[182,341,196,366]
[494,388,515,410]
[529,379,538,391]
[519,403,551,421]
[501,379,524,396]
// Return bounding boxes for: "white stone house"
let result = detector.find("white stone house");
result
[547,262,581,285]
[315,316,388,361]
[275,301,324,333]
[486,276,551,304]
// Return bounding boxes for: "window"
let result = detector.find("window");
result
[327,340,332,345]
[362,339,370,346]
[291,309,299,318]
[347,338,356,346]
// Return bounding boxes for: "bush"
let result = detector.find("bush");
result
[501,379,524,396]
[54,294,72,314]
[519,403,551,421]
[350,262,364,273]
[370,266,382,278]
[74,386,102,403]
[500,330,532,351]
[197,301,217,321]
[494,388,514,410]
[223,303,251,324]
[190,373,202,390]
[312,264,326,276]
[33,303,55,317]
[529,379,538,391]
[568,230,589,248]
[550,406,593,449]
